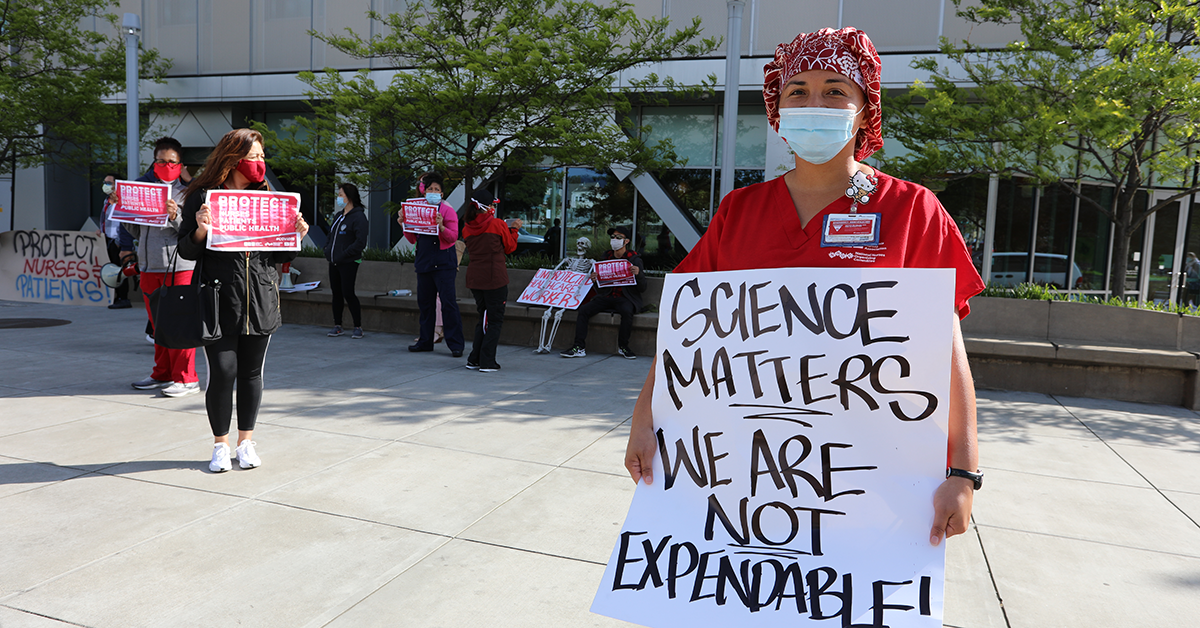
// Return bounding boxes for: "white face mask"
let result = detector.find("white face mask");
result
[425,193,442,206]
[611,238,625,251]
[777,106,862,165]
[102,183,114,195]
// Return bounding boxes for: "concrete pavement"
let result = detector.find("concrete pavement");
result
[0,299,1197,627]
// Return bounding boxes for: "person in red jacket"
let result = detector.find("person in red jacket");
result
[460,189,521,372]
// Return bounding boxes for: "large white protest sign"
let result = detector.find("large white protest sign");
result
[516,268,591,309]
[592,267,955,628]
[0,230,111,306]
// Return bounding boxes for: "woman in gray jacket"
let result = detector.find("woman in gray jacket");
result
[119,137,200,398]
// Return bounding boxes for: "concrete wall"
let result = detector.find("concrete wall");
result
[962,297,1200,408]
[962,297,1196,352]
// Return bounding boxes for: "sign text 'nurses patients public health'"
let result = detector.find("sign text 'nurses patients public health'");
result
[205,189,301,251]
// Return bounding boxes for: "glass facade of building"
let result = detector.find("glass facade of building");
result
[15,1,1187,302]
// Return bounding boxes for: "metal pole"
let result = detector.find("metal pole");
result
[718,1,744,202]
[123,14,141,181]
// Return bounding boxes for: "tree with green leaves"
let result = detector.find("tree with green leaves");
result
[257,0,719,212]
[881,0,1200,298]
[0,0,172,176]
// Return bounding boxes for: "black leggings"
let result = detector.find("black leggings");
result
[329,262,362,327]
[468,285,508,368]
[203,334,271,437]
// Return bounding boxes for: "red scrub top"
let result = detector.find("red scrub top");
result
[674,172,985,318]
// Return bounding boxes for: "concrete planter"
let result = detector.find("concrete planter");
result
[963,296,1193,351]
[962,296,1200,408]
[282,257,664,356]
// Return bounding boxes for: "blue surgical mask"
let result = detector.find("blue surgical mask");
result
[334,196,346,209]
[425,193,442,206]
[777,107,862,165]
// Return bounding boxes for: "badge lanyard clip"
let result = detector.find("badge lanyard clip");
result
[845,170,879,213]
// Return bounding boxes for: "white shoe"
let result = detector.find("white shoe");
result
[209,443,231,473]
[161,381,201,397]
[235,440,260,469]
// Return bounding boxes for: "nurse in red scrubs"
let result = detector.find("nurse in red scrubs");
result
[623,27,985,547]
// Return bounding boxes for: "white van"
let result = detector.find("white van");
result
[989,252,1084,289]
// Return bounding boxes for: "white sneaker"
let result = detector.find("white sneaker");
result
[235,440,261,469]
[209,443,231,473]
[161,381,201,398]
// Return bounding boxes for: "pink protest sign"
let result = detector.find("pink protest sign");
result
[594,259,637,288]
[516,268,592,309]
[402,198,439,236]
[204,189,302,251]
[110,180,171,227]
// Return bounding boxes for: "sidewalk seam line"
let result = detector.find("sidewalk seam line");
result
[971,518,1013,628]
[1052,395,1200,530]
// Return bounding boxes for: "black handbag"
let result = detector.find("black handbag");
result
[148,250,222,349]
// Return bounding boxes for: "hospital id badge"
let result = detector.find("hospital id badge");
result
[821,212,881,247]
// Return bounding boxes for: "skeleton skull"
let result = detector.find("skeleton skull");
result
[575,236,591,257]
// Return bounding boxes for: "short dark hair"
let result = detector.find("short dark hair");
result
[104,172,119,180]
[419,171,444,190]
[153,136,183,157]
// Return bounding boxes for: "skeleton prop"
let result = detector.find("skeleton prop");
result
[533,236,594,354]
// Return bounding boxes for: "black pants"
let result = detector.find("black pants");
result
[572,295,635,350]
[416,269,465,351]
[329,262,362,327]
[203,334,271,437]
[105,237,129,301]
[468,285,507,368]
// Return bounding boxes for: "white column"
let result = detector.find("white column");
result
[718,1,744,202]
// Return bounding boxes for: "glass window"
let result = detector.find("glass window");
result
[312,0,373,69]
[641,106,716,168]
[1183,197,1200,305]
[202,0,251,74]
[563,168,622,258]
[1075,184,1113,291]
[937,177,990,271]
[253,0,313,72]
[988,178,1036,285]
[1147,200,1181,303]
[716,106,767,169]
[267,0,310,19]
[145,0,198,75]
[657,169,714,227]
[1036,185,1075,256]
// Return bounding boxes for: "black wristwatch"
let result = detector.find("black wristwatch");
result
[946,467,984,490]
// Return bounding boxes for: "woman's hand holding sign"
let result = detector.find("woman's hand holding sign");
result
[192,203,212,243]
[624,359,657,486]
[931,474,973,546]
[930,315,979,546]
[295,211,309,239]
[166,199,179,221]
